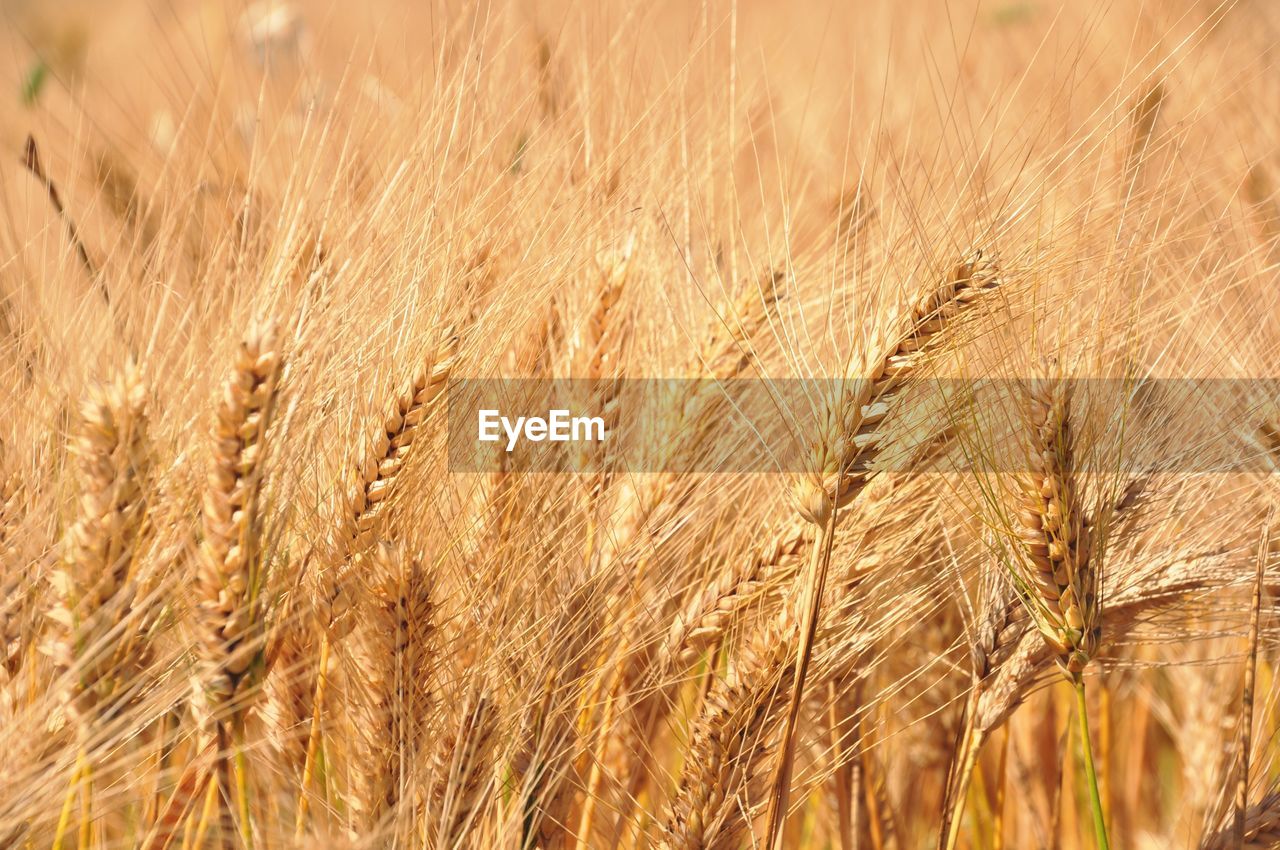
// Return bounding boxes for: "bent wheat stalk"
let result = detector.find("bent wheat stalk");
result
[660,622,797,850]
[765,252,1002,849]
[939,577,1025,850]
[1232,524,1270,848]
[294,330,457,836]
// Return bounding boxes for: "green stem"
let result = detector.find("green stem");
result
[232,725,253,850]
[51,751,86,850]
[940,723,982,850]
[1073,675,1111,850]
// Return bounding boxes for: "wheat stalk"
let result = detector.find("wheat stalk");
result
[294,330,457,835]
[660,521,807,674]
[939,573,1026,850]
[0,462,27,676]
[190,320,283,849]
[1004,380,1102,673]
[766,252,1003,848]
[320,329,458,632]
[994,378,1113,846]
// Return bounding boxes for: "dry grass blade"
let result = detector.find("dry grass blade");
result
[767,252,1003,849]
[21,135,101,297]
[1124,81,1166,188]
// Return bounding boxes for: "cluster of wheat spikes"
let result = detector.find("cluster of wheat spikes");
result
[4,1,1280,848]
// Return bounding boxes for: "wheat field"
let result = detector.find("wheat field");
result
[0,0,1279,848]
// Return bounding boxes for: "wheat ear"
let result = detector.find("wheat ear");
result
[1008,380,1100,673]
[338,333,457,555]
[319,330,457,633]
[196,320,282,725]
[939,577,1026,850]
[1202,791,1280,850]
[348,540,435,831]
[194,321,282,849]
[46,361,152,735]
[1002,378,1109,848]
[426,689,497,849]
[661,521,807,674]
[660,625,796,850]
[294,330,457,835]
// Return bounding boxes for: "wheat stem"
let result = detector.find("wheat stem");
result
[940,722,983,850]
[77,757,92,850]
[1074,676,1110,850]
[992,727,1008,850]
[1233,525,1269,848]
[294,635,330,838]
[51,751,86,850]
[233,729,253,850]
[193,769,220,849]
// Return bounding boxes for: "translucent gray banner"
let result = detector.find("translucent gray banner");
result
[445,378,1280,473]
